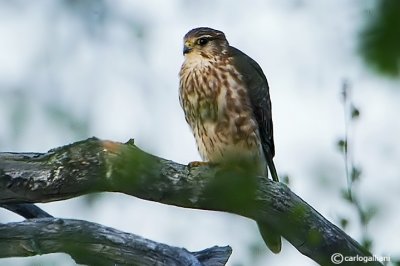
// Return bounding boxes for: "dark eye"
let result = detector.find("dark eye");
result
[197,38,209,46]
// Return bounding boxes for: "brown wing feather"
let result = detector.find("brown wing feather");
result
[229,46,278,181]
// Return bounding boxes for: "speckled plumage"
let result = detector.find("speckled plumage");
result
[179,27,277,179]
[180,52,263,164]
[179,27,281,253]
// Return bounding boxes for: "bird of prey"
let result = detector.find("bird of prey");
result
[179,27,281,253]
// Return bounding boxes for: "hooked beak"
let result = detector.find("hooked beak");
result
[183,42,193,55]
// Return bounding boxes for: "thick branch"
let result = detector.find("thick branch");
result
[0,218,231,266]
[0,138,383,266]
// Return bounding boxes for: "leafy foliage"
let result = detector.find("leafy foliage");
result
[337,80,378,251]
[359,0,400,78]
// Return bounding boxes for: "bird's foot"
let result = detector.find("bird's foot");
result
[188,161,209,168]
[101,140,123,154]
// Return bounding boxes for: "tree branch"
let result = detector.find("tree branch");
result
[0,138,383,266]
[1,203,52,218]
[0,218,232,266]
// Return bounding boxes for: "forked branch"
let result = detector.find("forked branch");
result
[0,138,383,266]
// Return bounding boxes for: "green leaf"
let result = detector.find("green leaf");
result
[351,167,362,182]
[339,217,349,229]
[281,174,290,185]
[361,236,373,251]
[336,139,348,153]
[351,105,360,120]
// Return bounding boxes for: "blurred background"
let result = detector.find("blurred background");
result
[0,0,399,265]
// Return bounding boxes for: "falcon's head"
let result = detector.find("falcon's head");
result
[182,27,229,58]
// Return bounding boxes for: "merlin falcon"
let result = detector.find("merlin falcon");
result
[179,27,281,253]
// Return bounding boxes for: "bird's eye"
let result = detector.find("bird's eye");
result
[197,38,209,46]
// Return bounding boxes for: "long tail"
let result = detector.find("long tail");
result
[266,157,279,182]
